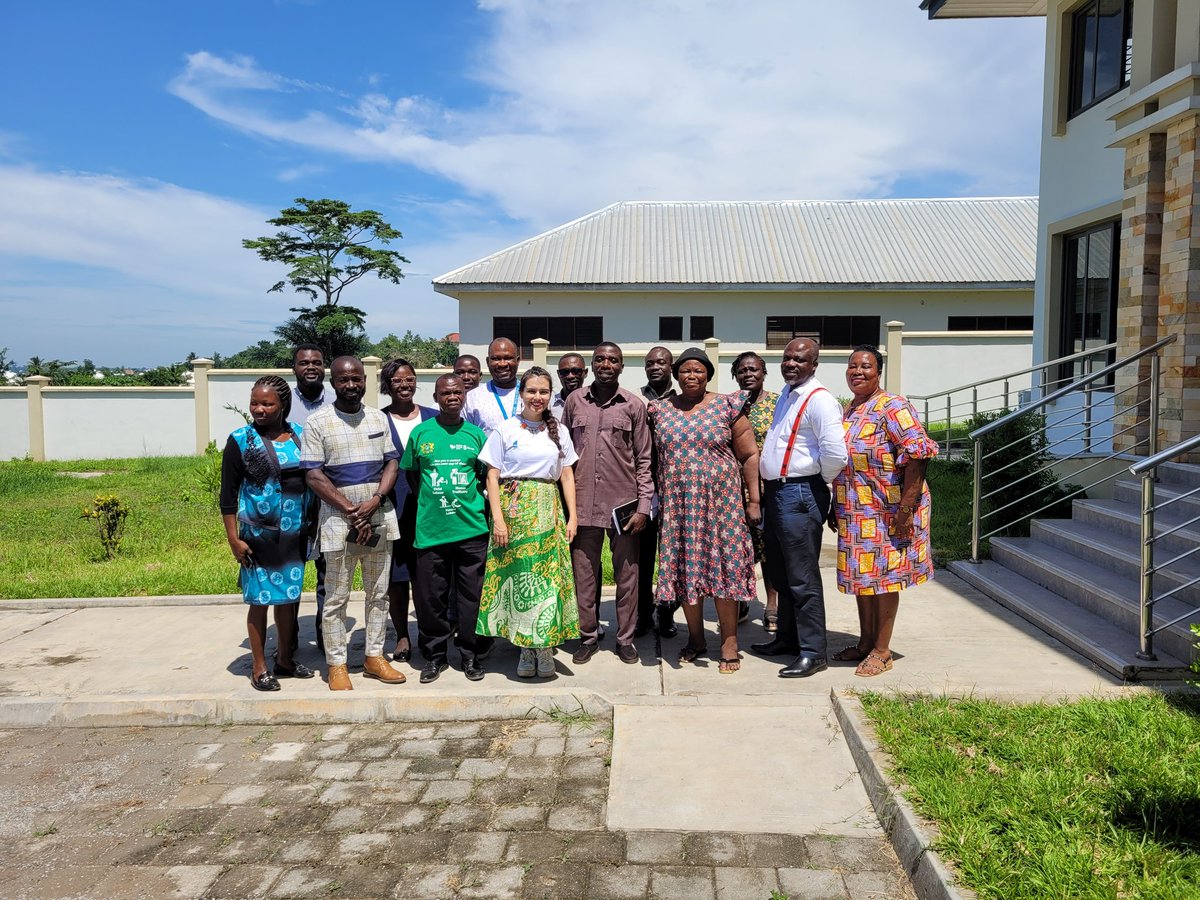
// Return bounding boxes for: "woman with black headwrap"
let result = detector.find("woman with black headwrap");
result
[220,375,317,691]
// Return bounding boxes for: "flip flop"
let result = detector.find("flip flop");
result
[679,645,707,664]
[718,654,743,674]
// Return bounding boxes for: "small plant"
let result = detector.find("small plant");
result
[528,697,598,728]
[32,822,58,838]
[192,440,223,506]
[224,402,253,425]
[1190,623,1199,683]
[769,891,791,900]
[80,493,131,559]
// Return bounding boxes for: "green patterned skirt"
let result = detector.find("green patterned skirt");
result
[477,478,579,648]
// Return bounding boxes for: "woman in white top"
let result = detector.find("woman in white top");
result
[476,366,580,679]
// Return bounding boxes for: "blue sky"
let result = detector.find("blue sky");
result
[0,1,1045,366]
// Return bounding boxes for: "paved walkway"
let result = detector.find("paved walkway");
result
[0,719,912,899]
[0,568,1142,898]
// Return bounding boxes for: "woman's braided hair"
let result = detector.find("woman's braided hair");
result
[520,366,563,456]
[242,375,293,486]
[253,375,292,420]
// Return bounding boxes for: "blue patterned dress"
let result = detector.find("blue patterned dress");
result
[220,424,314,605]
[649,392,756,606]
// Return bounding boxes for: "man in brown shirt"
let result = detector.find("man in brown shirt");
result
[562,342,655,664]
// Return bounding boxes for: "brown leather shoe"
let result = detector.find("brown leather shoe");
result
[327,663,353,691]
[362,655,407,684]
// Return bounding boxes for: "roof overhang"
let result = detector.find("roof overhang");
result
[921,0,1046,18]
[434,281,1034,296]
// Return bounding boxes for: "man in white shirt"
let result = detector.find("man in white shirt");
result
[463,338,522,436]
[750,338,848,678]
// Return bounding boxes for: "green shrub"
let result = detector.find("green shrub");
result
[964,409,1078,548]
[80,493,131,559]
[193,441,223,507]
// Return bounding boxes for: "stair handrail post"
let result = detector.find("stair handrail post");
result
[971,437,983,563]
[1148,352,1161,460]
[1137,470,1157,661]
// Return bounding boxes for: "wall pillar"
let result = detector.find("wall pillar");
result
[25,375,50,461]
[531,338,549,369]
[191,358,213,454]
[1157,114,1200,454]
[1114,134,1166,454]
[362,356,383,410]
[704,337,721,390]
[884,320,904,395]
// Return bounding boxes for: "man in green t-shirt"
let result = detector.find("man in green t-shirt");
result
[401,374,492,683]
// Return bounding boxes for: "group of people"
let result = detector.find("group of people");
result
[219,334,937,691]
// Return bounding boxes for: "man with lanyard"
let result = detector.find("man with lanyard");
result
[401,374,492,683]
[750,337,847,678]
[550,352,588,420]
[288,343,335,655]
[563,343,654,664]
[635,346,677,638]
[301,356,407,690]
[463,338,522,437]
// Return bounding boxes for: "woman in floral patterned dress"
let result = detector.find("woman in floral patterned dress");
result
[649,348,762,673]
[732,351,780,631]
[831,345,938,677]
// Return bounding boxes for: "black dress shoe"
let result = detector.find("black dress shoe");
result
[657,608,678,638]
[420,659,449,684]
[572,642,599,665]
[750,638,799,657]
[463,656,484,682]
[273,659,315,679]
[779,656,828,678]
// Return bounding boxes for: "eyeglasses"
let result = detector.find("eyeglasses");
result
[558,367,585,376]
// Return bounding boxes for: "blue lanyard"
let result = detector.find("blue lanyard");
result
[488,382,519,420]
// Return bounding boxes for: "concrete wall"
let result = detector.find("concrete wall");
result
[458,288,1034,359]
[43,388,195,459]
[0,389,30,459]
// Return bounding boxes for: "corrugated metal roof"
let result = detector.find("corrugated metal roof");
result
[922,0,1045,17]
[434,198,1038,291]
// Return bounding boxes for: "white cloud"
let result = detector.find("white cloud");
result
[0,166,458,362]
[168,1,1045,230]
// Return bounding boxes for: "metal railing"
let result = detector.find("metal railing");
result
[909,342,1117,454]
[967,335,1177,562]
[1128,433,1200,661]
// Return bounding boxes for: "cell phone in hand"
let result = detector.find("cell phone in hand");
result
[346,526,381,548]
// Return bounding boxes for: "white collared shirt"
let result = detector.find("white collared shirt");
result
[759,376,847,484]
[463,381,523,437]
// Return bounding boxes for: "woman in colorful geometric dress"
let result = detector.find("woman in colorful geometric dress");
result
[220,375,316,691]
[649,348,761,674]
[476,366,580,679]
[831,345,938,677]
[732,351,780,631]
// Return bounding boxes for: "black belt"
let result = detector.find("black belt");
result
[767,474,823,485]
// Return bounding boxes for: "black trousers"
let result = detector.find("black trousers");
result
[413,534,491,662]
[637,516,661,625]
[763,478,830,659]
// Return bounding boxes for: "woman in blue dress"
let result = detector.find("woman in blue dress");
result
[220,375,317,691]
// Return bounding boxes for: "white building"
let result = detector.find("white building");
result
[434,198,1038,397]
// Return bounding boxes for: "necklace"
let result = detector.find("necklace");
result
[518,415,545,433]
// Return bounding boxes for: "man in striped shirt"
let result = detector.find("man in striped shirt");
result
[301,356,408,691]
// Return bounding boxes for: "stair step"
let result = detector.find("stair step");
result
[990,538,1197,663]
[1030,519,1200,606]
[1072,499,1200,558]
[1112,477,1200,518]
[1156,460,1200,491]
[947,560,1189,680]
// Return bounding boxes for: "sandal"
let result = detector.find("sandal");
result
[855,652,893,677]
[679,644,707,664]
[832,645,869,662]
[763,612,778,633]
[718,654,743,674]
[251,671,281,692]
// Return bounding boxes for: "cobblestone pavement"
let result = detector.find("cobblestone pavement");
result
[0,720,914,899]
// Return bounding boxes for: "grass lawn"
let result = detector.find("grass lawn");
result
[926,458,974,564]
[0,455,615,599]
[861,692,1200,900]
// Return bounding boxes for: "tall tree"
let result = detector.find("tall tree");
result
[243,198,409,361]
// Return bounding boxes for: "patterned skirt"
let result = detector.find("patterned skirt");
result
[477,479,579,648]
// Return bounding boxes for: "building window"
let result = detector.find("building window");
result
[766,316,880,350]
[1060,222,1119,383]
[493,316,604,359]
[659,316,683,341]
[689,316,714,341]
[1068,0,1132,118]
[947,315,1034,331]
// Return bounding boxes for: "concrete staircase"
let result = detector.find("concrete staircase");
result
[949,460,1200,681]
